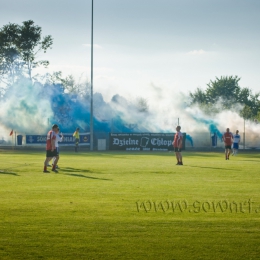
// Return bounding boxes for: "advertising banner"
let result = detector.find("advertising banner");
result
[26,133,90,145]
[109,133,186,151]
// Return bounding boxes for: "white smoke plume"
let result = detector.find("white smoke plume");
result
[0,78,259,148]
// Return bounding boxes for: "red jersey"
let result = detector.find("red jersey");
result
[173,132,183,148]
[46,130,56,150]
[222,132,233,145]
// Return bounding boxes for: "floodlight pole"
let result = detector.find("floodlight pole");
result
[90,0,94,150]
[243,117,245,150]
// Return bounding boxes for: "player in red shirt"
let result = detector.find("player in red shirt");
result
[43,124,59,173]
[172,125,183,165]
[222,128,233,160]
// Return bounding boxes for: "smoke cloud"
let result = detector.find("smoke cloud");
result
[0,78,259,147]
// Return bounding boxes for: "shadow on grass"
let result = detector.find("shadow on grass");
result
[64,173,112,181]
[0,170,19,176]
[1,163,35,171]
[188,165,238,171]
[62,167,112,181]
[61,167,96,174]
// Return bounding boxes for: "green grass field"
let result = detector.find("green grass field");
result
[0,149,260,260]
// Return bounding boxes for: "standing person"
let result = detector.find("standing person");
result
[172,126,183,165]
[222,128,233,160]
[232,130,240,156]
[43,124,59,173]
[52,128,63,169]
[73,127,80,152]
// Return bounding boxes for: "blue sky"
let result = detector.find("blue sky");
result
[1,0,260,100]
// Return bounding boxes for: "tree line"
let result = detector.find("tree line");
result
[189,76,260,121]
[0,20,90,100]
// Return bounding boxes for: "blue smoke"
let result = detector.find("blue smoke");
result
[49,84,147,133]
[208,123,223,139]
[190,115,223,141]
[0,78,194,146]
[186,134,193,147]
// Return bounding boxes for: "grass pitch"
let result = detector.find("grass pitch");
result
[0,150,260,260]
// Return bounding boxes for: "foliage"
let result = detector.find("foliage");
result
[36,71,91,98]
[255,112,260,123]
[189,76,260,119]
[60,74,90,98]
[0,20,53,86]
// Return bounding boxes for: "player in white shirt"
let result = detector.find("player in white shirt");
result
[52,128,63,169]
[232,130,240,156]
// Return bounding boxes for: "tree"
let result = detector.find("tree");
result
[189,76,260,119]
[0,23,21,86]
[205,76,241,107]
[255,111,260,123]
[0,20,53,86]
[189,87,207,104]
[40,71,90,98]
[190,76,241,108]
[240,105,253,120]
